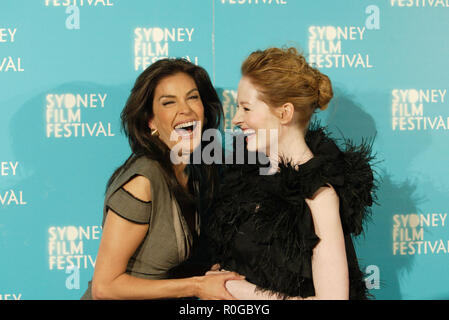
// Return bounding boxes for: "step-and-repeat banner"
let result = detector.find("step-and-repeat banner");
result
[1,0,448,300]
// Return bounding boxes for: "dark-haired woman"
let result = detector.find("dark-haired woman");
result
[81,59,243,300]
[206,47,376,300]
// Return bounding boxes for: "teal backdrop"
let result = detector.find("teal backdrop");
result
[1,0,448,300]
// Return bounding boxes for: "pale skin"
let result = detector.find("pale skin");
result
[211,76,349,300]
[91,72,244,300]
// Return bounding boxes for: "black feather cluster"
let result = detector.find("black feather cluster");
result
[206,125,377,300]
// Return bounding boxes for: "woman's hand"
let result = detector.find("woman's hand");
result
[195,271,245,300]
[209,263,221,271]
[206,269,281,300]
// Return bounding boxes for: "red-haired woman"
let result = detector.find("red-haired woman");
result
[206,47,376,300]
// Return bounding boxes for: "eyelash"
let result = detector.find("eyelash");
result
[162,95,199,106]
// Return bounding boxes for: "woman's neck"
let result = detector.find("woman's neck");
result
[268,125,313,167]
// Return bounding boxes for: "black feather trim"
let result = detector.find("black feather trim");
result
[206,125,377,299]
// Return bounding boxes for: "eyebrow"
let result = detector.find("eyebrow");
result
[158,88,199,101]
[186,88,199,95]
[239,101,251,105]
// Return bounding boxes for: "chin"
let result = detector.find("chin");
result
[178,139,199,153]
[246,143,258,152]
[244,133,257,151]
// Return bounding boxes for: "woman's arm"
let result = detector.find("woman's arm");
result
[304,185,349,300]
[221,185,349,300]
[92,176,243,300]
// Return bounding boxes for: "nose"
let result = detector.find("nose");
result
[232,107,244,127]
[178,99,193,115]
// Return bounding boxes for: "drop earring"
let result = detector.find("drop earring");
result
[151,128,159,137]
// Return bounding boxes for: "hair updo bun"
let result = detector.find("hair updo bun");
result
[317,73,333,111]
[241,47,333,127]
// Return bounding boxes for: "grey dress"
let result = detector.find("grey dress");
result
[81,155,199,299]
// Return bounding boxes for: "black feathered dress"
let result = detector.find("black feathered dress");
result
[205,125,376,300]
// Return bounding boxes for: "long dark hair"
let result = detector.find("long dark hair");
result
[108,58,223,212]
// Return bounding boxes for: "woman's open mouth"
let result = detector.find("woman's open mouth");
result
[173,120,199,138]
[243,129,256,142]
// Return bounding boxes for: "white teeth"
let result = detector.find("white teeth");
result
[243,129,256,135]
[174,121,197,129]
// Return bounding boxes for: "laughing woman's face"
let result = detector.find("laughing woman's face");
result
[232,76,280,155]
[150,72,205,157]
